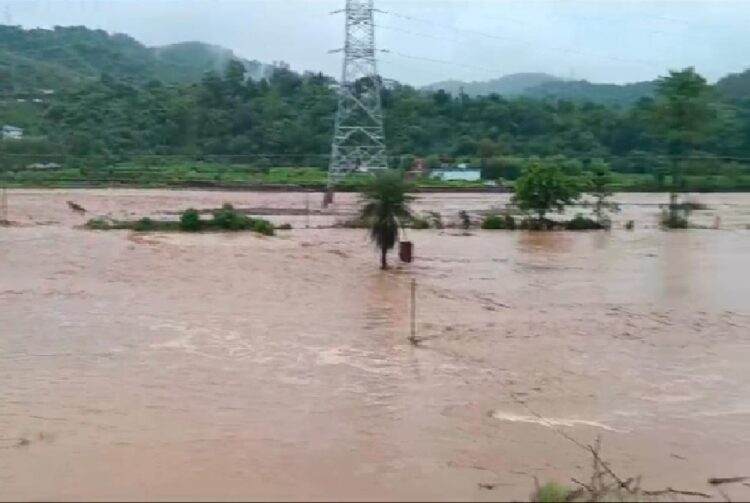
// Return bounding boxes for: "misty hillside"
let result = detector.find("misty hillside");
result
[424,72,660,105]
[525,80,658,105]
[154,42,271,82]
[423,73,560,97]
[0,25,272,92]
[715,68,750,101]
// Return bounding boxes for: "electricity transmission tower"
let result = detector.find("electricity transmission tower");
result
[327,0,387,200]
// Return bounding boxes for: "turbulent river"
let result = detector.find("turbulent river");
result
[1,189,750,501]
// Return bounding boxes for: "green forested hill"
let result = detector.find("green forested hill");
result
[0,25,270,91]
[423,73,561,97]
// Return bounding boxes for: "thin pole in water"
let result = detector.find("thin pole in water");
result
[0,184,7,222]
[306,190,310,229]
[410,278,417,342]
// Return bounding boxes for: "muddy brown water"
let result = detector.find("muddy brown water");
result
[1,189,750,501]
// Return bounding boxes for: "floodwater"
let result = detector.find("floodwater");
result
[1,189,750,501]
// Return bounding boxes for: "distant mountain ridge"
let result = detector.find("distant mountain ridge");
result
[423,72,561,97]
[525,79,658,105]
[424,72,658,105]
[425,68,750,105]
[2,24,748,105]
[0,25,273,92]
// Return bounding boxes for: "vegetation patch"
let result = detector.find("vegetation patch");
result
[86,204,274,235]
[523,438,716,502]
[480,213,604,231]
[481,214,517,230]
[564,214,606,231]
[660,212,689,229]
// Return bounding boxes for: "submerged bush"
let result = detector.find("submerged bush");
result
[427,211,444,229]
[85,218,111,230]
[481,214,517,230]
[410,216,431,229]
[564,214,605,230]
[213,203,250,231]
[133,217,157,232]
[458,210,472,230]
[661,212,689,229]
[180,208,202,232]
[518,217,555,231]
[252,219,275,236]
[533,482,573,503]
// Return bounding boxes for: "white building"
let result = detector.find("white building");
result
[27,162,62,170]
[2,125,24,140]
[430,167,482,182]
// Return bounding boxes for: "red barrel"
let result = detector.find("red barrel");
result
[399,241,413,263]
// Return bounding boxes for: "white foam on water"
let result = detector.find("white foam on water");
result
[149,335,195,351]
[491,410,620,432]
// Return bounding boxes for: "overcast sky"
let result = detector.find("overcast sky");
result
[3,0,749,86]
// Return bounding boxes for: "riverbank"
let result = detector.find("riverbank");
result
[3,166,750,193]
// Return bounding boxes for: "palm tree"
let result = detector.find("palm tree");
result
[359,170,413,269]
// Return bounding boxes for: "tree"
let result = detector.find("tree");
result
[359,170,413,269]
[478,138,497,165]
[650,68,714,219]
[587,159,619,226]
[513,158,580,222]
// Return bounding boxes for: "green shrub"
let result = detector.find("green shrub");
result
[180,208,202,232]
[252,219,275,236]
[518,218,555,231]
[661,212,689,229]
[85,218,111,230]
[533,482,572,503]
[133,217,157,232]
[565,214,605,230]
[213,203,248,231]
[481,214,516,230]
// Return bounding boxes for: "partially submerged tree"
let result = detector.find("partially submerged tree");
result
[360,170,413,269]
[512,158,581,223]
[650,67,714,223]
[588,159,619,227]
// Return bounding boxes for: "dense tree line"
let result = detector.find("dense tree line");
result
[2,57,750,186]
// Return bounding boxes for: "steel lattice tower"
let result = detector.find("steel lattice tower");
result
[328,0,387,191]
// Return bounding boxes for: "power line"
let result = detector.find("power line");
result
[382,48,500,75]
[378,10,668,69]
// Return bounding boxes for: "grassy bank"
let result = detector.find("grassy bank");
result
[0,165,488,191]
[2,165,750,192]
